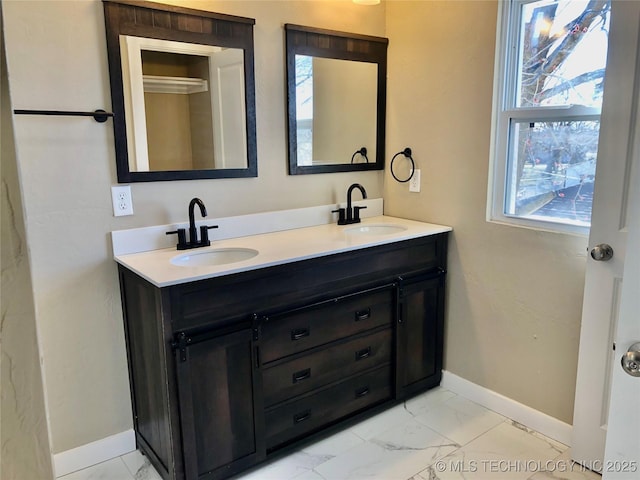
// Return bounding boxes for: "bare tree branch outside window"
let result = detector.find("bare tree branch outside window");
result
[507,0,610,225]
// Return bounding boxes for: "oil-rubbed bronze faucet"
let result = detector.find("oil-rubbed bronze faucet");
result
[166,197,218,250]
[333,183,367,225]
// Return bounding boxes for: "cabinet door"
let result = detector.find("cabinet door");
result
[396,273,445,400]
[175,329,263,480]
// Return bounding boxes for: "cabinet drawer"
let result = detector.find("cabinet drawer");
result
[262,328,392,407]
[265,365,392,450]
[260,287,394,364]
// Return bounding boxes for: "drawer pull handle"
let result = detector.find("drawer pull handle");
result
[292,368,311,383]
[293,410,311,424]
[355,347,372,360]
[291,328,310,341]
[355,308,371,322]
[355,386,370,398]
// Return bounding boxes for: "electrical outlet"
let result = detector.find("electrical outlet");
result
[111,185,134,216]
[409,169,421,193]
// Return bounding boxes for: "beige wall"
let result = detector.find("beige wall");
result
[313,58,377,163]
[385,0,587,423]
[1,0,385,454]
[1,22,54,479]
[2,0,591,463]
[145,92,195,171]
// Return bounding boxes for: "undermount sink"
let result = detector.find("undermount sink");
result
[343,224,408,236]
[171,248,259,267]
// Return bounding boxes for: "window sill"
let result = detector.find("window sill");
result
[486,215,590,237]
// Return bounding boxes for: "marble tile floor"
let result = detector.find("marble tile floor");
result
[59,387,601,480]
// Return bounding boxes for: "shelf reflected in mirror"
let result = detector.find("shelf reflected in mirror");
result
[103,0,257,182]
[122,37,247,173]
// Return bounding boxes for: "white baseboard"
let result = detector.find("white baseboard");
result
[53,429,135,478]
[441,370,573,447]
[52,374,572,477]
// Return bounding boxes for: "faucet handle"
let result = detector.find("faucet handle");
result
[199,225,219,246]
[353,206,367,223]
[332,208,347,225]
[166,228,187,249]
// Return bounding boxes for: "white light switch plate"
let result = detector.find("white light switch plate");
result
[111,185,134,216]
[409,169,421,193]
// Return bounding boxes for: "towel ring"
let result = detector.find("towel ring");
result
[351,147,369,164]
[390,147,415,183]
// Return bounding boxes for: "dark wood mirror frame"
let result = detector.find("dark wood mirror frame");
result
[103,0,257,182]
[285,24,388,175]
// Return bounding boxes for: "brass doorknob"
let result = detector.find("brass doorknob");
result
[621,343,640,377]
[590,244,614,261]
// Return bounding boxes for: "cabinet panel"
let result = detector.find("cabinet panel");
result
[262,328,392,406]
[176,329,262,479]
[120,268,177,476]
[396,274,445,399]
[265,365,392,450]
[260,287,394,364]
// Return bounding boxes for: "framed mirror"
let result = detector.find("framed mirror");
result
[103,0,257,182]
[285,24,388,175]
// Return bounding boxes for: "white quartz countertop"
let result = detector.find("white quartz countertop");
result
[115,215,452,287]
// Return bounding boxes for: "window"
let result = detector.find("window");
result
[488,0,611,234]
[295,55,314,166]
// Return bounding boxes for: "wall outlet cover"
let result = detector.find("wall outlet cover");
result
[409,169,421,193]
[111,185,134,216]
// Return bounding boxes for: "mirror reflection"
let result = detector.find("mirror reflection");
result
[121,36,247,173]
[295,55,377,166]
[285,24,388,175]
[103,0,257,182]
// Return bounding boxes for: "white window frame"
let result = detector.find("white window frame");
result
[487,0,603,236]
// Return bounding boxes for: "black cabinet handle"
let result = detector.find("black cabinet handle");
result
[355,308,371,322]
[355,386,370,398]
[291,328,310,341]
[292,368,311,383]
[293,410,311,424]
[355,347,372,360]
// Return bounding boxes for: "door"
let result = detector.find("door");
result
[572,0,640,471]
[209,48,247,169]
[603,139,640,476]
[396,272,445,399]
[175,329,264,480]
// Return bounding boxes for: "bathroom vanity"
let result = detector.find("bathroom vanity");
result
[115,214,450,480]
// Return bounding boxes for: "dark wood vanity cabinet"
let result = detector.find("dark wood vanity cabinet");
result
[118,233,448,480]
